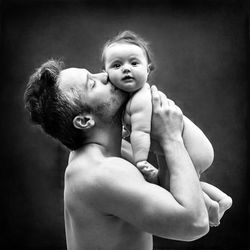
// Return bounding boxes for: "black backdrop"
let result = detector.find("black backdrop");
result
[1,0,249,249]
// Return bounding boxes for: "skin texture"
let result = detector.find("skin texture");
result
[59,68,209,250]
[104,42,152,164]
[123,83,152,163]
[104,43,149,92]
[105,43,233,224]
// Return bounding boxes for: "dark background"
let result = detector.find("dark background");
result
[1,0,249,249]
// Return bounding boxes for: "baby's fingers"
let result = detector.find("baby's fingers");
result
[137,161,159,184]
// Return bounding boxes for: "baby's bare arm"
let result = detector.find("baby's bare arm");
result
[126,85,152,163]
[128,84,152,132]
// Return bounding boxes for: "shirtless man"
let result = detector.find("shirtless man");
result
[24,60,209,250]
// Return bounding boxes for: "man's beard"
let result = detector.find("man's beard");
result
[93,90,129,126]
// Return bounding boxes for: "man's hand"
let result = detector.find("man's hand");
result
[135,161,229,227]
[151,85,184,146]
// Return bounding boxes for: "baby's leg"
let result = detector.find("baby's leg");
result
[201,182,232,226]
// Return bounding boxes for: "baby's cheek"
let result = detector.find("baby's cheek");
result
[108,72,118,84]
[111,77,125,89]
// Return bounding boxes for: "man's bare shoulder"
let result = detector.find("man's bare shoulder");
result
[90,157,145,190]
[65,157,145,199]
[100,157,142,177]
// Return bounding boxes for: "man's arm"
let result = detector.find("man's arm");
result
[82,156,208,241]
[84,86,209,241]
[150,86,208,225]
[149,91,214,175]
[123,114,214,176]
[121,89,230,228]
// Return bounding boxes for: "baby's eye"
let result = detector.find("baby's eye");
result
[131,61,138,66]
[113,63,121,69]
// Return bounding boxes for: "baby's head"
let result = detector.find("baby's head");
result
[101,30,154,92]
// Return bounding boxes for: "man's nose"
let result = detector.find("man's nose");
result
[92,72,108,84]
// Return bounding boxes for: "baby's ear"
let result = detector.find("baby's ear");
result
[147,64,152,74]
[146,65,152,79]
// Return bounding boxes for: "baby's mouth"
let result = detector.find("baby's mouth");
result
[122,75,134,81]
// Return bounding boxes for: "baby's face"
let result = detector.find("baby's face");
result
[104,43,149,92]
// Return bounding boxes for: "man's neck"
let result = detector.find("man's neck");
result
[89,125,123,157]
[69,124,123,163]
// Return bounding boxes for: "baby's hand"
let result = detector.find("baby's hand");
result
[136,161,159,184]
[122,125,130,139]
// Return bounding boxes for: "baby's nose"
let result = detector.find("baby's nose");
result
[92,72,108,84]
[123,64,131,73]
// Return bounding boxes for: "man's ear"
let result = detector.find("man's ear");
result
[73,115,95,130]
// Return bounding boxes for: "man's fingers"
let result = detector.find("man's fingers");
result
[158,91,168,107]
[151,85,161,110]
[159,91,175,107]
[152,86,178,112]
[168,99,175,106]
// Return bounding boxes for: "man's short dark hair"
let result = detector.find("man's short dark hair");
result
[24,59,91,150]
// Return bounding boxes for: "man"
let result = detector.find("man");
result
[24,59,209,250]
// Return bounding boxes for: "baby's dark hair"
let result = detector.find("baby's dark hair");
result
[101,30,155,72]
[24,59,90,150]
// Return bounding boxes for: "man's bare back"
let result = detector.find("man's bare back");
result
[64,146,153,250]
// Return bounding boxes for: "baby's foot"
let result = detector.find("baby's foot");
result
[206,195,232,227]
[136,161,158,184]
[207,200,220,227]
[218,195,233,219]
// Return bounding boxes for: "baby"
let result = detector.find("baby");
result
[101,30,232,226]
[102,31,152,169]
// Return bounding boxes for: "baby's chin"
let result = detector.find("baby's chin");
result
[115,82,141,93]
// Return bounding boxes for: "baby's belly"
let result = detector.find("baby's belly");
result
[66,211,153,250]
